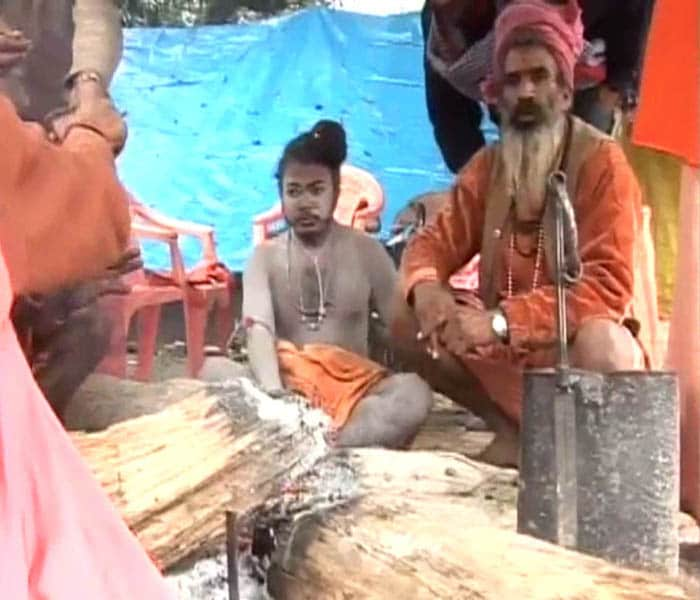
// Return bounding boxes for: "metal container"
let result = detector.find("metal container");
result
[518,368,680,575]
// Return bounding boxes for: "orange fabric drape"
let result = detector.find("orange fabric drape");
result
[277,340,387,430]
[632,0,700,522]
[631,0,700,167]
[668,167,700,520]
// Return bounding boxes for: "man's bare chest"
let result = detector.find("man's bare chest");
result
[266,240,372,324]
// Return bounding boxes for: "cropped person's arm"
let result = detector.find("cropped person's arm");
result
[242,247,284,392]
[0,97,130,296]
[70,0,123,85]
[365,237,399,328]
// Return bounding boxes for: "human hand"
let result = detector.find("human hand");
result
[105,247,143,279]
[0,27,30,74]
[67,72,109,107]
[439,306,498,356]
[412,281,458,359]
[264,386,289,399]
[47,91,127,155]
[93,248,143,296]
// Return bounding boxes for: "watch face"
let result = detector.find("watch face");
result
[492,313,508,338]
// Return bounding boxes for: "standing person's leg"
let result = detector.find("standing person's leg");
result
[16,283,113,423]
[32,303,111,421]
[421,1,487,173]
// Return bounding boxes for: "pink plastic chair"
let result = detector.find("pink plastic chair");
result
[97,197,234,381]
[252,164,385,244]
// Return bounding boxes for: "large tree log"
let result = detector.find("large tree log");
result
[65,376,697,597]
[68,376,331,569]
[248,449,698,599]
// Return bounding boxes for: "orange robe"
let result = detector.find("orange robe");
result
[277,340,387,430]
[0,95,130,297]
[401,119,643,423]
[0,98,171,597]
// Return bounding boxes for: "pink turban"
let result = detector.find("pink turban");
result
[482,0,585,103]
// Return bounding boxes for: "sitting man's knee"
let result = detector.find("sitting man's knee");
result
[393,372,433,422]
[571,318,642,372]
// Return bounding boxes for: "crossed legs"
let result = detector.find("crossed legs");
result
[391,293,644,467]
[335,372,434,449]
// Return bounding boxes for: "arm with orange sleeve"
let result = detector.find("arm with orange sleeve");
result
[0,95,131,296]
[399,148,491,301]
[500,141,641,352]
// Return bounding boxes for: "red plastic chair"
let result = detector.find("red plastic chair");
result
[97,197,234,381]
[252,164,385,244]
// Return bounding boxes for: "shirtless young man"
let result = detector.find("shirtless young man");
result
[243,121,433,448]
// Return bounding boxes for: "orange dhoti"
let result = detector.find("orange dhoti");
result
[277,340,388,430]
[451,289,646,425]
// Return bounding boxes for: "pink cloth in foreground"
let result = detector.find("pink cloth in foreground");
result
[0,248,173,599]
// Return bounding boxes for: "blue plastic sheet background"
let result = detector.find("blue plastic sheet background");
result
[112,8,456,271]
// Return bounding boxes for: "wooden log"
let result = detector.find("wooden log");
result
[69,377,331,569]
[249,449,698,600]
[62,375,203,431]
[65,375,698,596]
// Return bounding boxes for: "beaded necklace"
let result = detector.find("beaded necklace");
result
[506,220,545,298]
[286,229,333,331]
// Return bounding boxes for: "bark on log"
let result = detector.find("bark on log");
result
[250,449,697,600]
[65,376,697,597]
[68,376,331,569]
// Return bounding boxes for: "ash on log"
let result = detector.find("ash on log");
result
[243,449,695,600]
[69,376,331,569]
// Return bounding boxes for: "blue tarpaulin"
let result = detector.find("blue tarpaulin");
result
[112,8,455,271]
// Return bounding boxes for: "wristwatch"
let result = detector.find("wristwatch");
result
[491,309,510,344]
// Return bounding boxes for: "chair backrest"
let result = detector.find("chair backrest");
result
[334,165,384,230]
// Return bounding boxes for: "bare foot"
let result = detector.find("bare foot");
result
[473,427,520,469]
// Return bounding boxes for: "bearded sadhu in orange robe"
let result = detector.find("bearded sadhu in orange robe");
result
[392,0,647,467]
[0,78,173,596]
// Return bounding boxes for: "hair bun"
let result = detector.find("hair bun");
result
[309,120,347,167]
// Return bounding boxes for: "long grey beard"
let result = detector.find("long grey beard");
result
[500,117,566,212]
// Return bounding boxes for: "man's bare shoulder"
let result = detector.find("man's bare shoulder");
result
[338,225,389,257]
[245,236,286,271]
